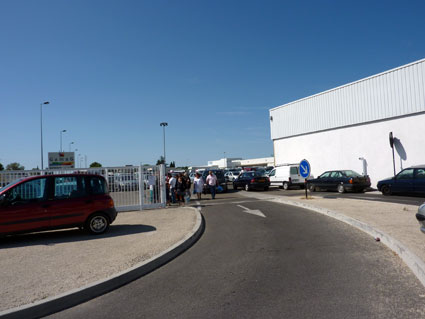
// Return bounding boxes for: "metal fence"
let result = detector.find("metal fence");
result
[0,165,166,212]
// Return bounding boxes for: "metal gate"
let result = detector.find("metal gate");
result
[0,164,166,212]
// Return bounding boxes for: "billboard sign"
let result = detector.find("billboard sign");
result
[48,152,75,169]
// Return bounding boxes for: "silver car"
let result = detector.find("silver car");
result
[225,171,239,182]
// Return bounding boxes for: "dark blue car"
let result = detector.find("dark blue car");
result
[233,171,270,191]
[377,165,425,195]
[307,170,371,193]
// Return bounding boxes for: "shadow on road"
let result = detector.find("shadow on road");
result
[0,224,156,249]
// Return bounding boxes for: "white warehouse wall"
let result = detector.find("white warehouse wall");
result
[273,113,425,187]
[270,58,425,140]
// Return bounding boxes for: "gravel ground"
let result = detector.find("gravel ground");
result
[0,207,196,312]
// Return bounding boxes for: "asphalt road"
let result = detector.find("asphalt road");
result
[48,194,425,318]
[264,186,425,206]
[109,183,425,209]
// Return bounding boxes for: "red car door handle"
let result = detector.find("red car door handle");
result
[85,200,93,204]
[42,204,50,208]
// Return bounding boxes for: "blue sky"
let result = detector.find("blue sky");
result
[1,0,425,169]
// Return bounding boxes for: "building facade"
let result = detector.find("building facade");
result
[270,58,425,187]
[233,157,274,168]
[207,158,242,169]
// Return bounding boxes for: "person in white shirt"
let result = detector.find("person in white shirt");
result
[205,171,218,199]
[193,172,204,200]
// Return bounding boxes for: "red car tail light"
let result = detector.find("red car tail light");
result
[349,178,353,184]
[251,179,255,183]
[108,198,115,208]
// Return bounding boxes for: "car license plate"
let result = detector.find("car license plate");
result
[258,179,265,182]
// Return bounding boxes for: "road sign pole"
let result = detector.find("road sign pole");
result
[389,132,396,176]
[299,159,311,200]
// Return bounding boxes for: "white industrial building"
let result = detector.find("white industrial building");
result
[233,157,274,167]
[202,157,274,169]
[207,158,242,169]
[269,58,425,187]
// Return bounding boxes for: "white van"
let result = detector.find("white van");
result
[268,165,304,190]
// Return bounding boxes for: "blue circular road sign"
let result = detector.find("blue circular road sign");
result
[299,159,311,179]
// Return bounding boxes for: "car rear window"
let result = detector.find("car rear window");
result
[343,170,362,177]
[290,167,298,174]
[54,176,86,199]
[54,176,78,199]
[89,176,106,194]
[416,168,425,179]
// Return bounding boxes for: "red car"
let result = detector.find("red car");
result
[0,174,117,236]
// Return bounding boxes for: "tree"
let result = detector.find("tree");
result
[89,162,102,168]
[0,163,3,171]
[6,162,25,170]
[170,161,176,168]
[156,156,165,165]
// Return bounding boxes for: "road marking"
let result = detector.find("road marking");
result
[188,199,264,207]
[237,205,266,218]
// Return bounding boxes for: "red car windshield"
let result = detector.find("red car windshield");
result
[0,178,25,194]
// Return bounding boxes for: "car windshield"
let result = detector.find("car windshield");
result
[342,170,362,177]
[0,178,25,193]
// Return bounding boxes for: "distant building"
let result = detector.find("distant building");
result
[207,158,242,169]
[233,157,274,168]
[269,58,425,187]
[203,157,274,169]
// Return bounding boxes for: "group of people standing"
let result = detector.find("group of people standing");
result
[165,171,218,205]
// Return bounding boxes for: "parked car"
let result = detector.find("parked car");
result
[224,171,239,182]
[0,174,117,236]
[416,203,425,234]
[202,170,228,193]
[268,165,304,190]
[377,165,425,195]
[233,171,270,191]
[307,170,371,193]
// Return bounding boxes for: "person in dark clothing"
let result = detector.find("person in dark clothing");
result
[175,177,186,205]
[165,173,171,206]
[184,172,191,203]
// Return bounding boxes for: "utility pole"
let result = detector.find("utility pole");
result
[160,122,168,165]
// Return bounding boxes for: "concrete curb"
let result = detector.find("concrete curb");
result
[267,196,425,288]
[0,208,204,319]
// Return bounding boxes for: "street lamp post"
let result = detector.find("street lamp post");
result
[69,141,74,152]
[60,130,67,152]
[160,122,168,165]
[40,101,50,170]
[73,149,78,168]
